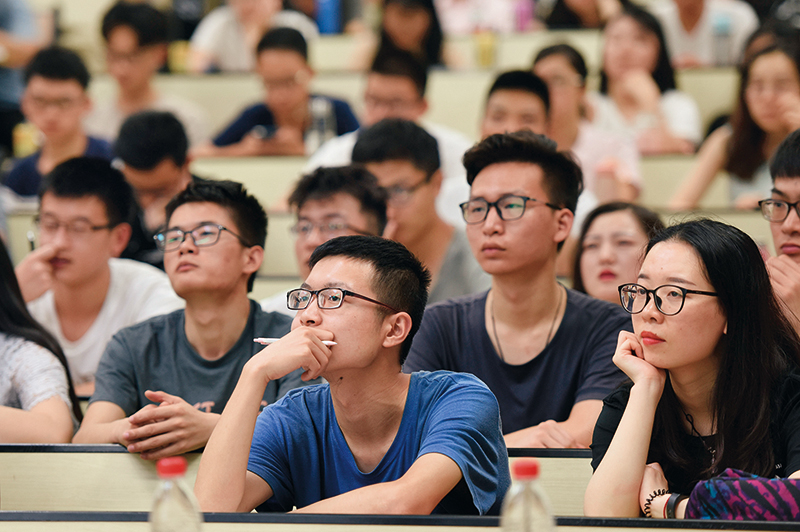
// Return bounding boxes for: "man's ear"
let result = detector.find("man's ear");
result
[109,222,133,257]
[381,311,412,350]
[554,208,574,246]
[242,245,264,277]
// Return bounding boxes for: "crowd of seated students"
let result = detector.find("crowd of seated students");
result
[3,0,800,520]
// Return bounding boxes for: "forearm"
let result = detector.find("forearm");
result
[295,481,418,514]
[72,416,130,445]
[0,31,42,68]
[0,403,72,443]
[584,382,661,517]
[668,129,728,210]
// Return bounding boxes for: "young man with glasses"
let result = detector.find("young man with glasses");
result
[260,165,388,316]
[74,180,307,459]
[404,131,630,449]
[195,235,510,514]
[14,157,182,396]
[4,46,112,197]
[759,128,800,332]
[352,118,489,304]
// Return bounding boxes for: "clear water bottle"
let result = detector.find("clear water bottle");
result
[501,459,555,532]
[712,12,733,66]
[305,97,333,155]
[150,456,203,532]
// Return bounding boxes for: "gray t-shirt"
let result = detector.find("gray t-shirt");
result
[92,300,302,415]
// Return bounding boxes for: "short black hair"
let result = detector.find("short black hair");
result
[770,128,800,180]
[463,130,583,214]
[40,157,136,228]
[288,166,388,235]
[533,43,588,84]
[369,49,428,98]
[165,181,267,292]
[24,46,90,89]
[308,235,431,364]
[115,111,188,170]
[102,1,168,46]
[256,27,308,61]
[486,70,550,113]
[351,118,440,176]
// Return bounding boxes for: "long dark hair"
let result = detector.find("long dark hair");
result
[725,43,800,180]
[571,202,664,294]
[647,219,799,481]
[0,239,83,422]
[599,3,676,95]
[377,0,443,69]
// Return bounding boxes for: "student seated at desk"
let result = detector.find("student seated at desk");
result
[195,236,510,514]
[74,181,310,460]
[0,236,81,442]
[585,219,800,520]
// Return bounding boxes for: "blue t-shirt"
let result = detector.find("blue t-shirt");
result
[213,95,359,146]
[404,289,630,434]
[0,0,36,109]
[4,137,113,196]
[247,370,511,515]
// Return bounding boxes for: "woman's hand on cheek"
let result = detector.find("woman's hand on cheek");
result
[613,330,666,387]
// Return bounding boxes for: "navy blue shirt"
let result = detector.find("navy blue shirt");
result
[213,95,359,146]
[4,137,113,196]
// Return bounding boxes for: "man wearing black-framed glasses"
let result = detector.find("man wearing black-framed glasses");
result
[75,180,311,459]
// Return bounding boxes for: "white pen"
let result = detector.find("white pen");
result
[254,337,337,346]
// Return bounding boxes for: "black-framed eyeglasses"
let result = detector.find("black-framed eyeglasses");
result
[290,221,374,239]
[154,224,251,252]
[618,283,718,316]
[459,195,560,224]
[759,199,800,222]
[287,287,398,312]
[383,173,434,205]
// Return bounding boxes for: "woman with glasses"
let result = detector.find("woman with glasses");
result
[585,219,800,519]
[0,237,82,442]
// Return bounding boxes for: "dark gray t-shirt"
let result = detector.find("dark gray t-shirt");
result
[403,289,630,434]
[92,300,302,415]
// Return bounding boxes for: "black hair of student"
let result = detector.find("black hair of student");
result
[571,202,664,293]
[256,27,308,61]
[24,46,90,89]
[308,235,431,364]
[165,180,267,292]
[726,43,800,181]
[532,43,588,84]
[599,3,676,94]
[115,111,188,170]
[101,1,169,46]
[646,219,800,481]
[369,48,428,98]
[288,166,388,236]
[40,157,136,228]
[351,118,440,176]
[463,130,583,213]
[0,238,82,422]
[771,128,800,180]
[378,0,443,69]
[486,70,550,113]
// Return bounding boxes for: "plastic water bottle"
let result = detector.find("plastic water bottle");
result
[316,0,341,34]
[712,12,733,66]
[150,456,203,532]
[305,97,333,155]
[501,459,556,532]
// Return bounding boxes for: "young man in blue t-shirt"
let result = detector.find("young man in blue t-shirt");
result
[195,236,510,514]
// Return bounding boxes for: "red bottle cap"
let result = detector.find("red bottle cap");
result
[156,456,187,479]
[512,458,540,480]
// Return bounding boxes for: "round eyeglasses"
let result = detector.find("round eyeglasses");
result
[618,283,718,316]
[759,199,800,222]
[287,287,397,312]
[459,195,560,224]
[154,224,251,252]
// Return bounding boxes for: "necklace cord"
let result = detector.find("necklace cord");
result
[491,284,564,363]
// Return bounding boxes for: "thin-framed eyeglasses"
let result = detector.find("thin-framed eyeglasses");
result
[459,194,560,224]
[287,287,398,312]
[759,199,800,222]
[618,283,718,316]
[290,220,374,240]
[383,173,434,205]
[35,215,115,239]
[154,223,251,252]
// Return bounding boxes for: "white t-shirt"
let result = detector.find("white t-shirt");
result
[84,94,210,147]
[189,6,319,73]
[27,258,184,385]
[0,332,71,412]
[650,0,759,66]
[571,120,642,193]
[589,90,702,146]
[304,121,473,228]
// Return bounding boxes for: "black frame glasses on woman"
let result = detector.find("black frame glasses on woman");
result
[459,194,560,224]
[287,287,398,312]
[618,283,718,316]
[154,223,251,252]
[759,199,800,222]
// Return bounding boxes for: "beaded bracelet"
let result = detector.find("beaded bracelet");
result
[643,488,668,518]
